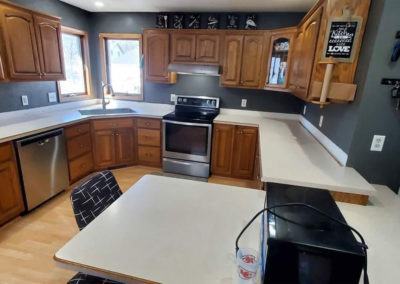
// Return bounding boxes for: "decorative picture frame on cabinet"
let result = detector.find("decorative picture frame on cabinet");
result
[188,14,201,29]
[156,13,168,28]
[173,14,184,29]
[226,14,239,30]
[207,15,219,29]
[245,14,257,30]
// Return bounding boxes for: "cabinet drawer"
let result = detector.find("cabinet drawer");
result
[92,119,134,130]
[138,146,161,166]
[138,129,161,146]
[66,133,92,160]
[69,152,93,182]
[0,142,13,162]
[137,118,161,129]
[65,123,90,138]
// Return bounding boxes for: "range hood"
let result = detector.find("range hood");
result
[167,63,221,76]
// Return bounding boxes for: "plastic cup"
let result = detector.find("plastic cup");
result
[236,247,259,283]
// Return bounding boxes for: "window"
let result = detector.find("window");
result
[99,34,143,101]
[58,27,92,102]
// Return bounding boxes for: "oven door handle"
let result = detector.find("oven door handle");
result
[162,120,212,128]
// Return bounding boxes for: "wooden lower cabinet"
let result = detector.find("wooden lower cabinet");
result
[137,118,162,167]
[92,119,137,170]
[231,126,258,179]
[138,146,161,166]
[211,124,258,179]
[211,124,235,176]
[93,129,116,168]
[0,142,24,225]
[65,122,93,183]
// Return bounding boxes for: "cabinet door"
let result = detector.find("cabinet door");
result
[0,160,24,225]
[93,130,116,169]
[171,33,196,62]
[115,128,136,165]
[211,124,235,176]
[220,35,243,86]
[34,15,65,80]
[289,7,322,100]
[196,34,220,64]
[240,35,264,87]
[144,30,175,83]
[0,6,41,80]
[232,126,258,179]
[265,30,295,89]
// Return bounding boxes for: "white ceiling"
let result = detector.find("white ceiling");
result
[60,0,317,12]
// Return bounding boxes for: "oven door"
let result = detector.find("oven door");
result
[163,120,212,163]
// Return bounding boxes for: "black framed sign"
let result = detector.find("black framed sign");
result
[322,16,362,63]
[173,14,184,29]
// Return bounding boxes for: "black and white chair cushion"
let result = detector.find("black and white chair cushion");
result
[69,170,123,284]
[70,170,123,231]
[67,272,121,284]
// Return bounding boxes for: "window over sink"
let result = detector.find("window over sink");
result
[99,33,143,101]
[57,26,93,102]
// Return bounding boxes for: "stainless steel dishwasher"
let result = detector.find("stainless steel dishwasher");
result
[16,129,69,211]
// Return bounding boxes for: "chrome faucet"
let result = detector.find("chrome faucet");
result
[101,83,115,110]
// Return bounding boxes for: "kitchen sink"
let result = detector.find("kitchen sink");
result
[79,108,136,115]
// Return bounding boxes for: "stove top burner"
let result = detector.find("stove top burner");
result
[163,95,220,124]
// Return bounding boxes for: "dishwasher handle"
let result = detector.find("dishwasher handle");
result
[17,129,64,147]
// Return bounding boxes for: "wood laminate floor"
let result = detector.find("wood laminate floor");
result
[0,166,259,283]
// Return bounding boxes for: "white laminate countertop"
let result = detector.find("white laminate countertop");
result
[214,110,376,196]
[0,100,174,143]
[55,175,266,284]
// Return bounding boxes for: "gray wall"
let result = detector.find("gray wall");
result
[302,0,400,193]
[0,0,92,113]
[0,6,305,113]
[89,12,305,112]
[347,0,400,193]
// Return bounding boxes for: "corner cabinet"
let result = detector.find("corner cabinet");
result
[211,124,258,179]
[221,33,265,88]
[143,30,176,84]
[0,1,65,81]
[264,28,296,91]
[92,118,137,169]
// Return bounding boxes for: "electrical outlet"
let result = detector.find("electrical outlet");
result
[370,135,385,152]
[303,105,307,115]
[241,99,247,108]
[48,92,57,103]
[319,115,324,128]
[21,95,29,106]
[170,94,176,103]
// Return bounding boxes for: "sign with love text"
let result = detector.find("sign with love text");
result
[322,18,362,63]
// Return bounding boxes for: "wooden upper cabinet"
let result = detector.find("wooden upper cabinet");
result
[220,35,243,86]
[195,34,220,64]
[0,6,41,80]
[240,35,264,87]
[0,2,65,81]
[143,30,176,84]
[171,33,196,62]
[34,15,65,80]
[231,126,258,179]
[0,52,4,80]
[264,28,296,90]
[221,33,265,88]
[289,7,322,100]
[211,124,235,176]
